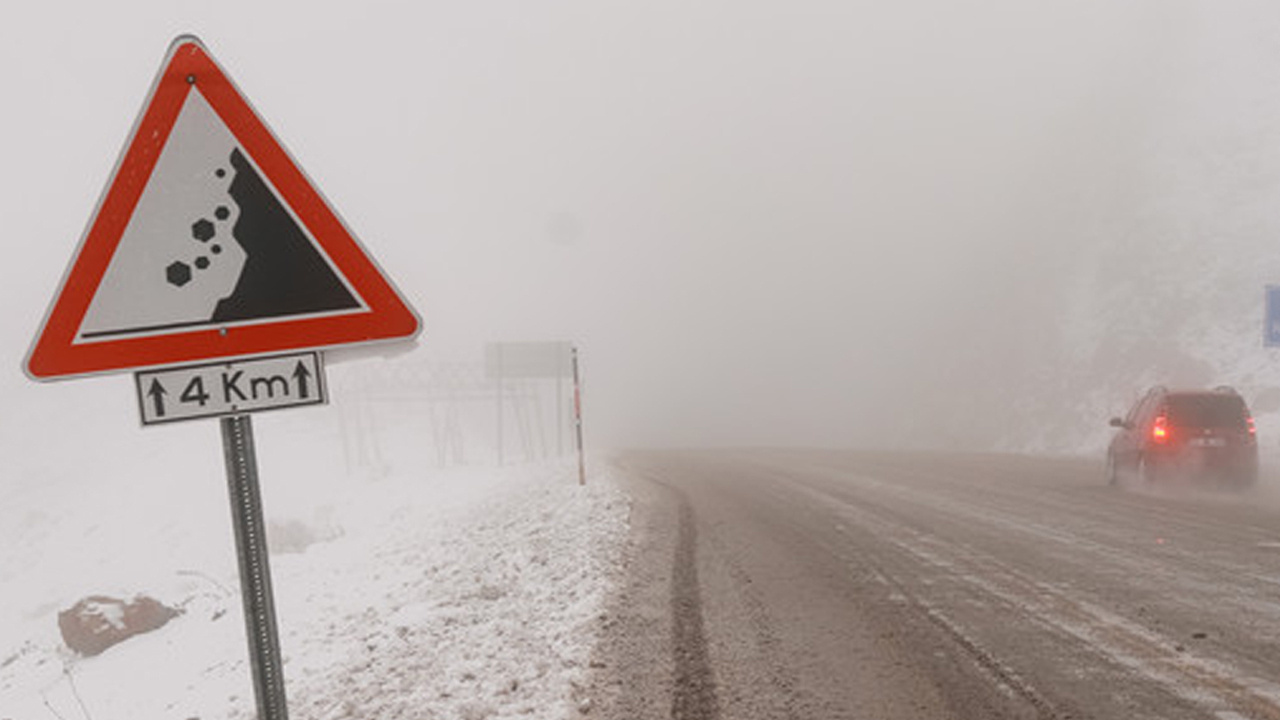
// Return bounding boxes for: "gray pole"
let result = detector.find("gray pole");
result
[557,365,564,457]
[496,345,504,466]
[572,346,585,486]
[221,414,289,720]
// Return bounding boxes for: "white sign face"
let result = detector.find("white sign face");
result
[79,88,366,344]
[135,352,326,425]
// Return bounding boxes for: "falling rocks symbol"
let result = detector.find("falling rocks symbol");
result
[209,149,360,322]
[163,148,360,325]
[25,36,422,381]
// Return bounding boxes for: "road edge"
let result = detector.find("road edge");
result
[585,458,682,720]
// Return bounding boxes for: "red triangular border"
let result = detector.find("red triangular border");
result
[25,36,421,380]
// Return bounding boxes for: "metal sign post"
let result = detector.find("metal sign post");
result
[25,34,423,720]
[221,414,289,720]
[572,346,585,486]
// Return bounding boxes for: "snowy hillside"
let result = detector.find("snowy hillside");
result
[0,394,628,720]
[967,7,1280,456]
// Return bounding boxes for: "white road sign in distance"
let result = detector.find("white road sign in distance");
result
[135,352,326,425]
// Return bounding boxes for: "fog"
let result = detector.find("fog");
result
[5,1,1280,454]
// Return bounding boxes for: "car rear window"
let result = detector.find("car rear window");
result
[1166,394,1248,428]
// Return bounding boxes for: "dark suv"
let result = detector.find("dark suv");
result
[1107,386,1258,486]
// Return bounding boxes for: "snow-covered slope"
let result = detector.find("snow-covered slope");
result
[0,445,628,720]
[975,7,1280,456]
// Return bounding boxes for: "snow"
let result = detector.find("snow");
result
[0,405,628,720]
[79,602,126,632]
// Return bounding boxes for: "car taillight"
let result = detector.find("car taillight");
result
[1248,417,1257,435]
[1152,415,1169,443]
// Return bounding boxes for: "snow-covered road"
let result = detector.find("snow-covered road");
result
[604,450,1280,720]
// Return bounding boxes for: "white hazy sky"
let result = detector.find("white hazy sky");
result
[2,0,1274,452]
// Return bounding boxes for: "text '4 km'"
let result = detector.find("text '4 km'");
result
[135,352,326,425]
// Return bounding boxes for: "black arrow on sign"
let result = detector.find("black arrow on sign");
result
[147,379,168,418]
[293,361,312,400]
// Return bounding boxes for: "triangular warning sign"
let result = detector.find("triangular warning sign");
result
[25,35,421,380]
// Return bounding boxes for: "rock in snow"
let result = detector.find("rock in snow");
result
[57,595,181,657]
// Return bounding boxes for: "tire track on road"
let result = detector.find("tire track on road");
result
[665,480,721,720]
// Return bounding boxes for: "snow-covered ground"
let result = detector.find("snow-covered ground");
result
[0,399,629,720]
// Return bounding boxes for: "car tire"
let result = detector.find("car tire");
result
[1137,455,1156,485]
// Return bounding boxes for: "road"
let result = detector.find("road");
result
[589,450,1280,720]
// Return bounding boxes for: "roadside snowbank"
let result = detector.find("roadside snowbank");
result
[0,460,629,720]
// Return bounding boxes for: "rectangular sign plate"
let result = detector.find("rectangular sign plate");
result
[135,352,326,425]
[484,341,573,379]
[1267,285,1280,347]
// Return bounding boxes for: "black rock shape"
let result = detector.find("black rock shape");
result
[166,261,192,287]
[212,149,359,322]
[192,219,215,242]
